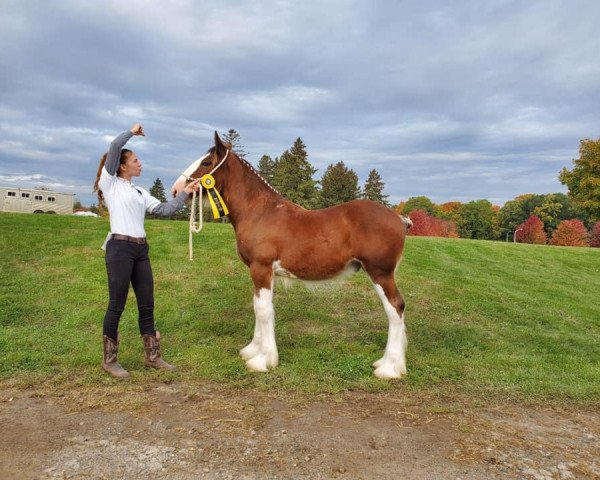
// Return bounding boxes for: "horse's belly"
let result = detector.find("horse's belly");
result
[273,258,360,282]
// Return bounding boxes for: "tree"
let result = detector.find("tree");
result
[319,161,360,207]
[393,201,406,214]
[457,200,498,239]
[515,215,547,244]
[498,198,529,234]
[271,139,319,209]
[532,192,583,236]
[408,209,458,238]
[589,221,600,247]
[559,138,600,220]
[438,201,463,219]
[149,178,167,202]
[403,196,437,216]
[362,169,389,206]
[549,220,589,247]
[258,155,277,185]
[222,128,248,157]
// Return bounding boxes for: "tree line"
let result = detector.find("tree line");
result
[145,129,600,247]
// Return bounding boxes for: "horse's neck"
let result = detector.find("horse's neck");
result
[221,157,281,227]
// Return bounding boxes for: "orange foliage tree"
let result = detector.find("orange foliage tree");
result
[408,209,459,238]
[515,215,547,244]
[549,219,589,247]
[590,221,600,248]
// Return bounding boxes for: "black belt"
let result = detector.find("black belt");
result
[112,234,146,244]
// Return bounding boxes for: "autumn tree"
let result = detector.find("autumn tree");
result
[393,201,406,215]
[549,220,589,247]
[362,169,389,206]
[589,221,600,248]
[408,209,458,238]
[559,138,600,220]
[515,215,547,244]
[319,161,360,207]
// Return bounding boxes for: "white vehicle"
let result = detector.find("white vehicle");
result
[0,187,74,214]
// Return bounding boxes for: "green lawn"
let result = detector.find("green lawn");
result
[1,212,599,405]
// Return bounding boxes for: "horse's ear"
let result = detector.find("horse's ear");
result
[214,131,225,153]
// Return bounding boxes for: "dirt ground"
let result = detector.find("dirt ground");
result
[0,382,598,480]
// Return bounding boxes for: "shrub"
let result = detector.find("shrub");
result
[590,221,600,248]
[549,219,589,247]
[516,215,547,244]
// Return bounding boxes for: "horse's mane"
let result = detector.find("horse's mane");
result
[209,146,281,196]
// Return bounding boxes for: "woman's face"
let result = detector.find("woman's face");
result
[119,151,142,178]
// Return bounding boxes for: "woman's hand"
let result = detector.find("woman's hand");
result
[183,179,200,194]
[130,123,145,136]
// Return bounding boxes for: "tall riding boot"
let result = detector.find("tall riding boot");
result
[142,331,176,370]
[102,335,130,378]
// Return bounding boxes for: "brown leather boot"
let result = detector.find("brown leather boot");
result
[142,331,176,370]
[102,335,130,378]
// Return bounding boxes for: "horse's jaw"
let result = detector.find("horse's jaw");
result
[171,175,187,197]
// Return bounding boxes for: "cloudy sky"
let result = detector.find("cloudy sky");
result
[1,0,599,207]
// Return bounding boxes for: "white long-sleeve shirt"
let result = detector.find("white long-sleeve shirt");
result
[99,131,187,241]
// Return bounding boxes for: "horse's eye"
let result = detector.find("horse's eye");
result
[201,161,212,167]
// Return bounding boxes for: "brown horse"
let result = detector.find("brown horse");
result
[172,133,412,378]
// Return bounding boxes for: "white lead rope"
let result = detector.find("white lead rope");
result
[187,149,229,261]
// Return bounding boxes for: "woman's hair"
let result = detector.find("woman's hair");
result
[93,148,133,208]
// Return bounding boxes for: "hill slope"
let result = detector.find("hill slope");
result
[1,213,598,405]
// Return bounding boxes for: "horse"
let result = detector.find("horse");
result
[172,132,412,379]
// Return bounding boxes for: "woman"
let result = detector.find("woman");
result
[93,123,198,378]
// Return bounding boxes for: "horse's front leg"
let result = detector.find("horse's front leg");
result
[240,263,278,372]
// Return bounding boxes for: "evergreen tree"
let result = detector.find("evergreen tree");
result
[258,155,277,185]
[149,178,167,202]
[222,128,248,157]
[362,169,389,206]
[290,137,308,161]
[271,140,319,209]
[319,161,360,207]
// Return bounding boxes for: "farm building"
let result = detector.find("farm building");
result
[0,186,74,215]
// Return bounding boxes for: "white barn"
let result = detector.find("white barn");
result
[0,187,74,215]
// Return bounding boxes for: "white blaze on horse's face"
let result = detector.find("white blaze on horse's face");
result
[171,153,211,197]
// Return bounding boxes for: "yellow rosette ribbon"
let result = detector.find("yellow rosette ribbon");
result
[200,174,229,219]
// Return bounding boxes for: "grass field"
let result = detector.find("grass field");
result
[1,212,599,406]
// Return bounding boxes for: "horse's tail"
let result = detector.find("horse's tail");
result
[399,215,413,231]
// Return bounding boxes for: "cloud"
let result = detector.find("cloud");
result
[1,0,599,208]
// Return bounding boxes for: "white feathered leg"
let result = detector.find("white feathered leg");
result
[244,287,279,372]
[372,284,407,379]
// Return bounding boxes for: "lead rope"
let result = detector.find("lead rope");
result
[187,150,229,261]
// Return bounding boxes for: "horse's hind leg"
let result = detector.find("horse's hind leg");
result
[366,268,407,379]
[240,263,279,372]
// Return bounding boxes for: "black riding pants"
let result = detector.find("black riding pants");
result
[102,239,156,341]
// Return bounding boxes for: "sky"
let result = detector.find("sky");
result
[1,0,600,207]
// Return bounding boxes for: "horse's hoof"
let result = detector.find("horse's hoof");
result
[245,354,269,372]
[240,343,259,360]
[372,357,385,368]
[374,362,404,379]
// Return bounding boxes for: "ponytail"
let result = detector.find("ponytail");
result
[93,148,133,210]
